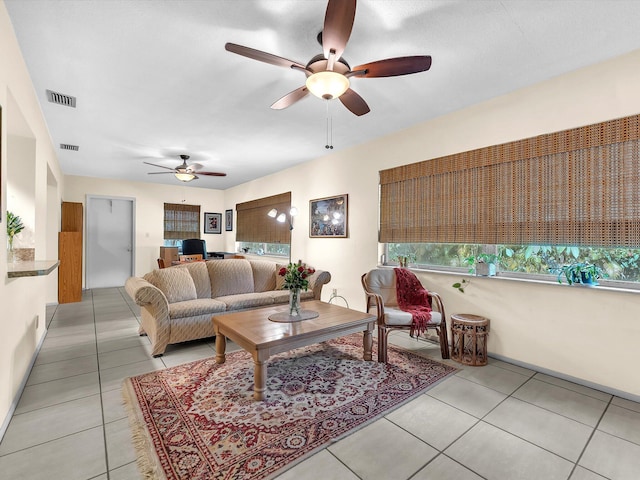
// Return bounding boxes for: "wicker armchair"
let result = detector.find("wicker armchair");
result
[361,269,450,362]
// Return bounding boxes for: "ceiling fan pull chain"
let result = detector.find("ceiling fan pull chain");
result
[325,100,334,150]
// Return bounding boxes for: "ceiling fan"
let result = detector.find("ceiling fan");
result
[225,0,432,116]
[144,155,226,182]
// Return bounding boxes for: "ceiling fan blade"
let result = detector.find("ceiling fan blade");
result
[271,86,310,110]
[322,0,356,61]
[196,171,227,177]
[351,56,432,78]
[339,88,370,116]
[147,171,175,175]
[225,43,307,70]
[143,161,176,171]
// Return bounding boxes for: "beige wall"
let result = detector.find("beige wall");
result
[0,2,64,430]
[224,48,640,398]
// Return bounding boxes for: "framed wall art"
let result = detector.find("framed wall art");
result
[204,212,222,234]
[225,209,233,231]
[309,194,348,238]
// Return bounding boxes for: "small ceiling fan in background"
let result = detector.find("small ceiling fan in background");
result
[144,154,226,182]
[225,0,432,116]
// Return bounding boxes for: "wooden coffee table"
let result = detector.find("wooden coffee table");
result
[212,300,376,400]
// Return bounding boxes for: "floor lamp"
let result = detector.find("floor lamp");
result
[267,207,298,264]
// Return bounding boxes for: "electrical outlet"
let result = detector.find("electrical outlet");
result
[332,288,337,296]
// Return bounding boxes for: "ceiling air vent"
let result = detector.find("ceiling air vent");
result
[46,89,76,108]
[60,144,79,151]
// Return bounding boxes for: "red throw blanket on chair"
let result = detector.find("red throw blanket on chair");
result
[394,268,432,337]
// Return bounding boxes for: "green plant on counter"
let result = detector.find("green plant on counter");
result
[6,211,25,250]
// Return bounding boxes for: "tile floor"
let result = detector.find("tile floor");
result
[0,287,639,479]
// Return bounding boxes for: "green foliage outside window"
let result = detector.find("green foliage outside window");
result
[238,242,290,257]
[386,243,640,283]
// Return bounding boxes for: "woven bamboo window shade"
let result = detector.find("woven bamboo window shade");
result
[236,192,291,244]
[380,113,640,247]
[164,203,201,240]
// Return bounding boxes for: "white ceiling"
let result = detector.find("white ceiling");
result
[5,0,640,190]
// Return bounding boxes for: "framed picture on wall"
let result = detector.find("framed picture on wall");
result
[204,212,222,234]
[225,209,233,231]
[309,194,348,238]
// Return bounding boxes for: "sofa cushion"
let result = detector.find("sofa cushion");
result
[250,260,277,292]
[215,291,276,310]
[275,263,288,290]
[147,267,197,304]
[176,262,212,299]
[168,298,227,319]
[268,289,315,303]
[207,259,255,297]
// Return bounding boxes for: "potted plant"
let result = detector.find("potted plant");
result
[464,253,499,276]
[556,262,607,286]
[6,210,25,255]
[395,253,416,268]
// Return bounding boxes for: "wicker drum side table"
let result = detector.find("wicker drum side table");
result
[450,314,490,366]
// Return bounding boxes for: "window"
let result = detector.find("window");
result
[164,203,200,241]
[380,113,640,248]
[237,241,290,258]
[236,192,291,249]
[380,113,640,285]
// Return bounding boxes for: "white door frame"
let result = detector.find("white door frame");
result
[85,195,136,288]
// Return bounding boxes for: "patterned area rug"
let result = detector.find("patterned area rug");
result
[122,333,456,480]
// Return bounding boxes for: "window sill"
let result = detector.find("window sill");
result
[380,264,640,294]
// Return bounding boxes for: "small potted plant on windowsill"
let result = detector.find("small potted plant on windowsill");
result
[555,262,607,286]
[394,253,416,268]
[464,253,499,276]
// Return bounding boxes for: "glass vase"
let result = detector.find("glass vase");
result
[288,288,301,316]
[7,237,14,263]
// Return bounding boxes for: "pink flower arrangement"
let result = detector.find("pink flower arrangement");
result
[278,262,316,291]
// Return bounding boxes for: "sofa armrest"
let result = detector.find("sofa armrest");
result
[125,276,167,308]
[124,276,171,353]
[307,269,331,300]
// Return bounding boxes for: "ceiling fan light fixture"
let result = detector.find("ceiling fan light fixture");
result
[305,71,350,100]
[175,172,196,182]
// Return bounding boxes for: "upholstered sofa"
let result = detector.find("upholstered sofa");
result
[125,259,331,356]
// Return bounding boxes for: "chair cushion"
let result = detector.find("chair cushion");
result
[148,267,197,304]
[365,269,398,306]
[383,307,442,327]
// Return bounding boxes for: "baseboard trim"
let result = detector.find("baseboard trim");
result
[0,329,47,443]
[407,334,639,403]
[489,352,640,404]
